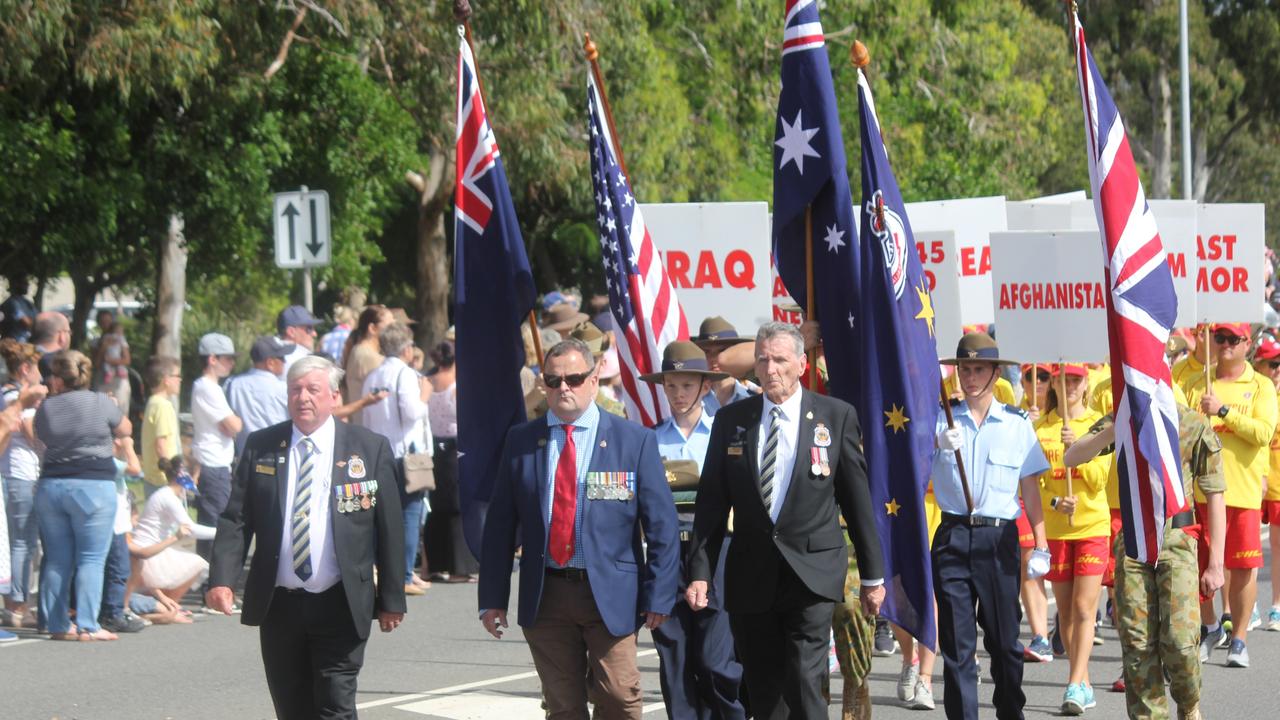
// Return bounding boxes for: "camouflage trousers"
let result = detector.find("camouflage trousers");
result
[1113,528,1202,720]
[827,551,874,720]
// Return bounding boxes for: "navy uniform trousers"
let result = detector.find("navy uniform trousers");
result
[652,537,746,720]
[932,518,1026,720]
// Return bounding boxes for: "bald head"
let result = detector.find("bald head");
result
[32,311,70,350]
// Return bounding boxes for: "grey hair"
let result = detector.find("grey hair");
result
[287,354,344,391]
[378,322,415,358]
[756,322,805,358]
[543,338,597,372]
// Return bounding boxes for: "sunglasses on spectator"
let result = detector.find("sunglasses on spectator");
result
[1268,360,1280,370]
[1213,334,1246,346]
[1024,371,1051,383]
[543,371,593,389]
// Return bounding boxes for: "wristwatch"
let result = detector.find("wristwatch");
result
[1050,496,1061,509]
[1217,405,1230,419]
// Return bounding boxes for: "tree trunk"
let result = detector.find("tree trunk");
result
[1150,62,1173,199]
[409,149,451,352]
[1192,126,1212,201]
[152,213,188,359]
[69,274,99,352]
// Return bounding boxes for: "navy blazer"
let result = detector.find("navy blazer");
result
[478,407,680,637]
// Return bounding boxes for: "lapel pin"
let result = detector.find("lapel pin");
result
[538,439,547,448]
[279,440,287,448]
[806,411,814,420]
[599,440,607,448]
[336,460,347,468]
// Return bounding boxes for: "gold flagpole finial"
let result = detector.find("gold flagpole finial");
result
[584,33,599,62]
[850,40,870,69]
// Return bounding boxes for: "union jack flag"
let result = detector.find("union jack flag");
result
[454,36,535,555]
[1072,9,1184,564]
[586,69,689,427]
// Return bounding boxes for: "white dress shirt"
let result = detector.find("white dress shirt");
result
[360,356,431,458]
[758,388,803,522]
[275,416,341,592]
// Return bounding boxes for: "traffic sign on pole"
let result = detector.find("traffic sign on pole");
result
[273,189,331,268]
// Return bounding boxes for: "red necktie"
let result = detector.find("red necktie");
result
[548,425,578,566]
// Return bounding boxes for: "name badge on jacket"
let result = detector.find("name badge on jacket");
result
[586,472,635,501]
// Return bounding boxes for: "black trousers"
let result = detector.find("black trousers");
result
[932,520,1025,720]
[728,558,831,720]
[260,585,367,720]
[426,438,479,576]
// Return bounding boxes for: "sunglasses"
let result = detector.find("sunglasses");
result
[1269,360,1280,370]
[1024,371,1051,383]
[543,371,593,389]
[1213,334,1246,347]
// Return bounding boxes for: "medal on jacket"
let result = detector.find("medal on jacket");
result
[348,455,366,479]
[810,447,823,476]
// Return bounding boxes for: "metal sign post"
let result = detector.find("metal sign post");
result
[273,186,332,312]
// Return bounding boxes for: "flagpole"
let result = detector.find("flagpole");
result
[455,0,544,369]
[804,205,819,388]
[584,33,631,179]
[1058,361,1075,527]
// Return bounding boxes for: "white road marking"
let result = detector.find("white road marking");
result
[0,639,43,648]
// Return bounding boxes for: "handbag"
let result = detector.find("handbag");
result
[394,366,436,493]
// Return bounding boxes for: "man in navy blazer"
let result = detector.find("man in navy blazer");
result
[480,338,680,719]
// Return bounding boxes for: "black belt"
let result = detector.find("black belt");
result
[545,567,588,581]
[1170,509,1195,529]
[941,512,1013,528]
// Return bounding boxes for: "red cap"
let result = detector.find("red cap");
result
[1052,363,1089,378]
[1256,338,1280,361]
[1020,363,1052,375]
[1211,322,1251,338]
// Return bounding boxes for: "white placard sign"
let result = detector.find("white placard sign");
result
[1194,203,1265,322]
[990,231,1109,363]
[1064,199,1200,327]
[641,202,773,334]
[914,230,963,357]
[905,196,1007,328]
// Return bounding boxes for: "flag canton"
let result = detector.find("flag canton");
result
[456,43,501,237]
[587,81,640,327]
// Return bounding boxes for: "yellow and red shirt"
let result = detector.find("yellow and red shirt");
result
[1035,408,1110,539]
[1183,364,1279,509]
[1170,354,1204,398]
[1268,388,1280,503]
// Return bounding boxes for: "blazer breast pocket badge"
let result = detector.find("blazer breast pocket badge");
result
[586,472,635,501]
[810,423,832,477]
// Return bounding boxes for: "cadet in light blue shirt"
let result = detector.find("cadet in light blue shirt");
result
[691,316,757,417]
[931,332,1050,720]
[639,340,747,720]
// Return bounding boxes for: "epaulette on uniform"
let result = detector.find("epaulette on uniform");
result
[1004,403,1029,419]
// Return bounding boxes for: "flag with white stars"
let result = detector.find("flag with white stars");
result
[855,67,941,651]
[586,69,689,427]
[772,0,862,404]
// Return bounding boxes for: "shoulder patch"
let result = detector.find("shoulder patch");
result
[1004,403,1028,418]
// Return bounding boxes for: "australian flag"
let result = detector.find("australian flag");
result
[454,36,536,556]
[853,68,941,650]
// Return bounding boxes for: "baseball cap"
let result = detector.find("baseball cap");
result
[1256,337,1280,361]
[1052,363,1089,378]
[277,305,320,334]
[1210,322,1250,338]
[250,335,295,363]
[1020,363,1052,376]
[197,333,235,356]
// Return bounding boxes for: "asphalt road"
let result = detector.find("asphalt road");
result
[4,529,1275,719]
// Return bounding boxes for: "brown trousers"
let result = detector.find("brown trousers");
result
[523,575,643,720]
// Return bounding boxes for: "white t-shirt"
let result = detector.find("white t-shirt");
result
[1,386,41,481]
[191,375,235,468]
[133,485,215,547]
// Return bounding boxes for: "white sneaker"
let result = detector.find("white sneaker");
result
[897,662,919,702]
[910,679,936,710]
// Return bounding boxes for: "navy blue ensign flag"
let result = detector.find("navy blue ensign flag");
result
[854,68,940,651]
[454,38,536,556]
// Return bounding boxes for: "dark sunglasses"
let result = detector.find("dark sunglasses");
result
[543,371,593,389]
[1213,334,1246,347]
[1024,371,1051,383]
[1269,360,1280,370]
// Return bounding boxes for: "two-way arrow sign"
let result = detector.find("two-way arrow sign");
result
[273,189,331,269]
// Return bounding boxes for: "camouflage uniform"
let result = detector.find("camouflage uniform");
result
[1089,408,1223,720]
[827,536,874,720]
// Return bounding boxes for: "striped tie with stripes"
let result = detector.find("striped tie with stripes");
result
[759,406,783,515]
[291,437,318,581]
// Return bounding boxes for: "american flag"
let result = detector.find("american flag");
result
[454,36,536,555]
[586,69,689,427]
[1072,9,1184,564]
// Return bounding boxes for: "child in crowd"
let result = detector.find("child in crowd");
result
[125,456,215,618]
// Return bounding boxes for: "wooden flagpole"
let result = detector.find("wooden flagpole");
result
[804,205,819,388]
[455,1,545,365]
[584,34,631,179]
[1059,362,1074,526]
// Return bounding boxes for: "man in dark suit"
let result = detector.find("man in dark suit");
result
[206,355,406,720]
[687,322,885,719]
[479,338,680,719]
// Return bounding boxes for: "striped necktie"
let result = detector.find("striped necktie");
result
[759,406,783,515]
[291,437,318,581]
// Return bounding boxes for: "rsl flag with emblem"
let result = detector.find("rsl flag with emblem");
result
[852,64,940,650]
[454,35,536,556]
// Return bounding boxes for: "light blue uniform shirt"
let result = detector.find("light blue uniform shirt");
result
[544,402,600,570]
[225,368,289,455]
[702,381,753,417]
[931,401,1049,519]
[654,411,714,473]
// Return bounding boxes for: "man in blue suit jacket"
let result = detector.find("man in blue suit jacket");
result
[479,338,680,719]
